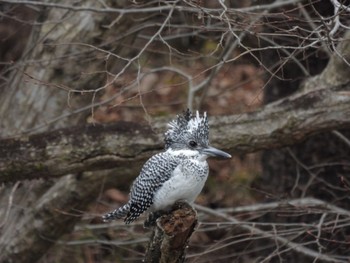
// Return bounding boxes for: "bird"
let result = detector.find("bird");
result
[102,109,231,224]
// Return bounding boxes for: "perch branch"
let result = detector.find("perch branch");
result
[144,202,197,263]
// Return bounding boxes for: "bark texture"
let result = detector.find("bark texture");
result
[144,202,197,263]
[1,83,350,184]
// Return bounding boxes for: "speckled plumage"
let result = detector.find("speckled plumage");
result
[102,109,230,224]
[165,109,209,150]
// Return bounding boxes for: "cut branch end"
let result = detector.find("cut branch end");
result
[144,202,197,263]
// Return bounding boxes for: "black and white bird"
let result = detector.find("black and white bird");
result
[102,109,231,224]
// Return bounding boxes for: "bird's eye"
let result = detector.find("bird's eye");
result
[189,140,197,148]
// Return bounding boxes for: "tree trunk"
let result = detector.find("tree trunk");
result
[0,1,139,262]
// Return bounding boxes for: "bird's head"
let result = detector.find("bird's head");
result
[164,109,231,160]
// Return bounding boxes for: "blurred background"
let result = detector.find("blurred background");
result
[0,0,349,262]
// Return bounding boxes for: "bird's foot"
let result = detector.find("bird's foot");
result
[173,200,192,210]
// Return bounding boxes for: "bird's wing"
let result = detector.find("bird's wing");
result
[125,152,180,224]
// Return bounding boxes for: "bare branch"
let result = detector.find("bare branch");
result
[1,83,349,184]
[195,198,350,263]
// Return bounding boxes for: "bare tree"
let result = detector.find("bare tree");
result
[0,0,349,262]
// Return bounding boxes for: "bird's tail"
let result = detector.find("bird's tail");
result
[102,203,130,222]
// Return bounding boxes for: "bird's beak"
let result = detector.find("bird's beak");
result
[202,146,231,159]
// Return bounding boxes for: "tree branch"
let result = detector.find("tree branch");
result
[144,202,197,263]
[195,199,349,263]
[0,168,140,263]
[0,84,350,184]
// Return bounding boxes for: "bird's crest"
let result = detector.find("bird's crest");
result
[165,109,209,149]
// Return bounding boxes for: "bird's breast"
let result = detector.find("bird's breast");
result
[151,160,209,211]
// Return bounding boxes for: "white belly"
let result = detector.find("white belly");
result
[152,161,208,211]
